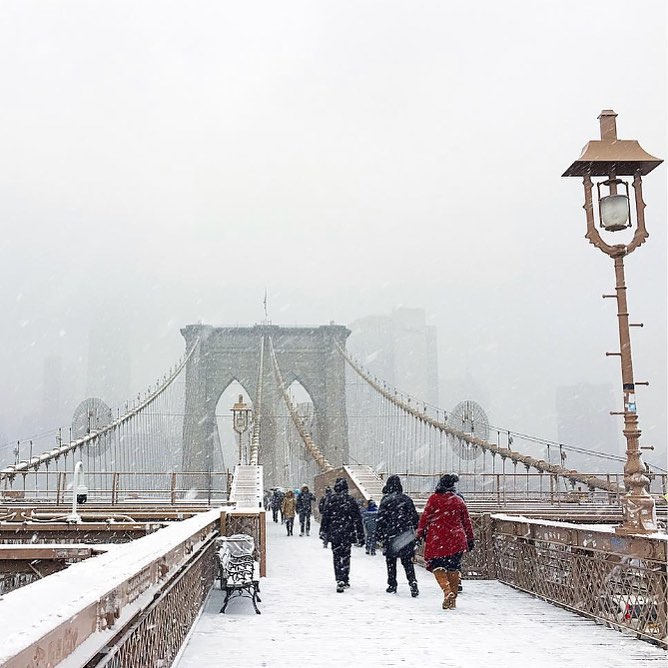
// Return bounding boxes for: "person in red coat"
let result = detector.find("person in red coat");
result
[416,473,474,610]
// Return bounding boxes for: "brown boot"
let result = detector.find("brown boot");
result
[446,571,460,609]
[433,569,454,610]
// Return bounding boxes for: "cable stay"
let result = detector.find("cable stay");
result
[336,342,628,494]
[248,336,265,467]
[268,337,333,473]
[0,339,201,481]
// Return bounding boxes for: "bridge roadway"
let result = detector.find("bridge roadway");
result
[175,518,666,668]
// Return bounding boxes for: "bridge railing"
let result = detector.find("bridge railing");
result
[414,513,667,646]
[0,506,267,667]
[387,471,668,506]
[0,470,232,505]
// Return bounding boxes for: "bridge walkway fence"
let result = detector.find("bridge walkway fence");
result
[176,511,666,668]
[0,506,266,668]
[318,466,667,647]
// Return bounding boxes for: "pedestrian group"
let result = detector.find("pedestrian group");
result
[270,472,475,609]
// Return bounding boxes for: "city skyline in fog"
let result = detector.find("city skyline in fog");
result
[0,1,665,471]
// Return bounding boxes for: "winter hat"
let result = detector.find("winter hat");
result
[334,477,349,494]
[382,474,403,495]
[435,474,459,493]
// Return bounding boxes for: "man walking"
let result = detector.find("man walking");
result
[320,477,365,593]
[376,474,420,597]
[296,484,316,536]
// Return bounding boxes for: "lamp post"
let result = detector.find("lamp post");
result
[562,110,662,535]
[231,394,252,465]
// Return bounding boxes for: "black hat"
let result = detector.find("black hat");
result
[436,473,459,493]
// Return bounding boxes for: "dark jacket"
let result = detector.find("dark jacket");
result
[362,500,378,536]
[376,475,419,558]
[296,489,315,515]
[318,488,332,514]
[271,489,285,510]
[320,478,364,546]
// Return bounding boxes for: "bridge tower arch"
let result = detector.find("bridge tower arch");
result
[181,324,350,486]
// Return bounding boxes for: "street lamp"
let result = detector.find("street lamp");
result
[562,109,662,535]
[231,394,252,465]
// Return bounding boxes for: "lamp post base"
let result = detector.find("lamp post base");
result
[615,493,658,535]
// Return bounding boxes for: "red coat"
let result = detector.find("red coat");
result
[416,492,474,561]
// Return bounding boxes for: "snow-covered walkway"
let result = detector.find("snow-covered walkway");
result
[175,518,665,667]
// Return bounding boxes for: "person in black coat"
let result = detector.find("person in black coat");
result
[296,484,316,536]
[319,477,365,592]
[376,474,420,597]
[270,488,285,523]
[318,486,333,548]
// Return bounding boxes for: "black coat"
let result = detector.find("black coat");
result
[320,479,364,546]
[376,475,419,558]
[296,491,315,515]
[318,491,331,514]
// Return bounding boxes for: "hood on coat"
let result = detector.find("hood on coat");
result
[366,499,378,512]
[382,475,403,495]
[333,477,348,494]
[435,473,459,493]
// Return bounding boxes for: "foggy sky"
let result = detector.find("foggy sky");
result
[1,1,666,467]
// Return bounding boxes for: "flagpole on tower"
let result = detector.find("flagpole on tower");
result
[263,288,269,324]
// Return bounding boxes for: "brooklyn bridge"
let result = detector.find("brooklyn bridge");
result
[0,304,666,666]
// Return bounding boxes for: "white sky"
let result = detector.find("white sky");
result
[0,1,666,465]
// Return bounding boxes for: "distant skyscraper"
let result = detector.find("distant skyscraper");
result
[348,307,439,405]
[347,308,439,473]
[86,324,131,408]
[556,382,622,471]
[42,355,63,427]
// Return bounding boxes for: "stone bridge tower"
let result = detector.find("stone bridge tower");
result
[181,324,350,486]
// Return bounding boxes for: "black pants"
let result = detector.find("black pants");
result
[299,512,311,535]
[285,517,294,535]
[272,508,279,522]
[331,541,352,584]
[386,553,416,587]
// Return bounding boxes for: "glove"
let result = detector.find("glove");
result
[467,539,475,552]
[356,539,365,548]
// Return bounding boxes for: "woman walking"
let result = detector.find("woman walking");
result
[376,475,420,597]
[416,473,474,610]
[281,489,297,536]
[319,477,365,592]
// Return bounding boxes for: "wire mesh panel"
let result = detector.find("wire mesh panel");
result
[491,517,667,645]
[92,538,217,668]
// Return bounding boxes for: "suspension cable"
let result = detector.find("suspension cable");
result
[0,339,200,480]
[248,336,265,466]
[335,342,623,493]
[268,337,333,473]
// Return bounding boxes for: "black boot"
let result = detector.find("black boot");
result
[409,581,419,597]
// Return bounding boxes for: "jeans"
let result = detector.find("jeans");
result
[386,553,416,586]
[299,512,311,535]
[285,517,294,535]
[331,541,352,583]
